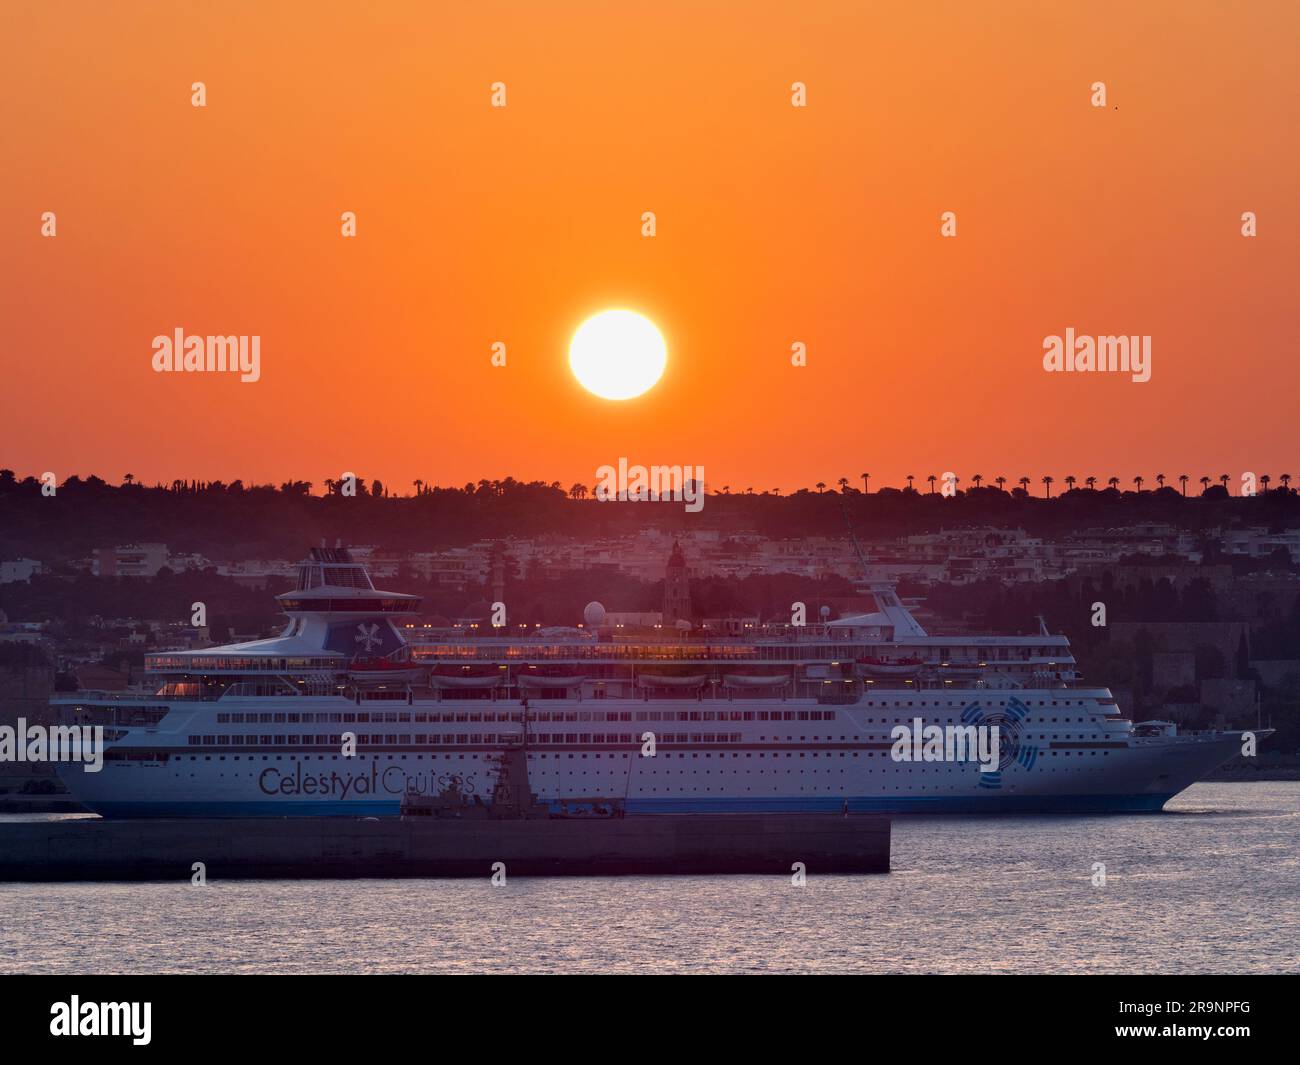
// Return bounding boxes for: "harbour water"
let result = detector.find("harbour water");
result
[1,782,1295,974]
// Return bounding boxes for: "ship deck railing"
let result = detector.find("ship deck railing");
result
[51,691,177,703]
[406,648,1073,667]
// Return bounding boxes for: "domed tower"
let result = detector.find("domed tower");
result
[662,540,692,627]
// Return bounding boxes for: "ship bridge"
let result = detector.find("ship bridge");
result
[146,547,420,678]
[274,546,422,616]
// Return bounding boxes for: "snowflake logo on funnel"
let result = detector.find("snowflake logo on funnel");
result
[355,622,383,653]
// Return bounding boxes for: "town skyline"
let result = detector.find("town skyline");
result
[2,467,1297,499]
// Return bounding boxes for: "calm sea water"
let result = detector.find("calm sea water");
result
[1,782,1296,974]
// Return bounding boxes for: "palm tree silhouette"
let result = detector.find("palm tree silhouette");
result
[972,474,983,488]
[1260,474,1271,494]
[1042,475,1054,498]
[1155,473,1165,490]
[860,472,870,494]
[995,476,1006,492]
[927,474,937,494]
[1133,475,1144,492]
[1281,473,1292,493]
[1085,476,1096,490]
[1178,474,1188,495]
[906,474,915,493]
[413,478,424,496]
[815,482,825,494]
[1018,476,1030,493]
[837,477,849,493]
[1220,474,1230,493]
[1199,476,1210,494]
[1107,476,1120,490]
[1064,475,1076,492]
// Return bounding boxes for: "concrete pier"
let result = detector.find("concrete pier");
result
[0,814,890,880]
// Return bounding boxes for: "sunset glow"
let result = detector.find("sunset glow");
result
[1,1,1296,491]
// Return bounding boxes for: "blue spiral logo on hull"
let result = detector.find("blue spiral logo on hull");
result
[965,697,1037,789]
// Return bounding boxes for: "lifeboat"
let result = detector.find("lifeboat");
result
[349,655,422,685]
[636,672,710,688]
[722,673,792,688]
[855,654,927,677]
[517,665,588,689]
[428,665,502,689]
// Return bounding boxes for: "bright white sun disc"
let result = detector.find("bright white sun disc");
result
[569,310,666,400]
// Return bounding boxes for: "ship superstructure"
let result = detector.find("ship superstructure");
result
[55,547,1261,816]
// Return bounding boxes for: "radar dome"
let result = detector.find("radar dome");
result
[583,602,606,628]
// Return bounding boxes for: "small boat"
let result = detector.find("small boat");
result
[516,665,587,688]
[855,654,927,676]
[722,673,792,688]
[349,655,422,684]
[636,672,710,688]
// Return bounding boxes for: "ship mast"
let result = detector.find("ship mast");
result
[840,499,872,575]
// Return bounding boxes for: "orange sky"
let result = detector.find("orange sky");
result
[2,1,1297,494]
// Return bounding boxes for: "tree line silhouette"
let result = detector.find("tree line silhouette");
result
[1,468,1297,561]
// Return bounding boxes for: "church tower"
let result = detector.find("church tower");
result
[662,540,692,627]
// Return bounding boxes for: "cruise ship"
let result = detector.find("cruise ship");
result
[55,547,1261,817]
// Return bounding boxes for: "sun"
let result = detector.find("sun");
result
[569,309,667,400]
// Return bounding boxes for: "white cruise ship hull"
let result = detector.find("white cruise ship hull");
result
[56,692,1251,817]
